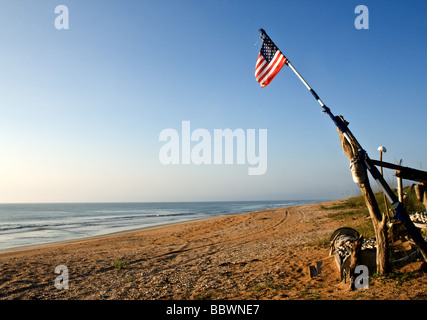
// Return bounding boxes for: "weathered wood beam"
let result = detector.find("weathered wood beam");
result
[370,159,427,183]
[337,119,389,274]
[395,170,427,184]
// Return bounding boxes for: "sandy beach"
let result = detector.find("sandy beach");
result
[0,199,426,300]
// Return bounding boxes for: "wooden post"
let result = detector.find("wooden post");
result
[379,149,390,220]
[337,117,389,274]
[397,177,403,202]
[414,183,427,211]
[414,183,423,201]
[423,183,427,211]
[397,160,403,202]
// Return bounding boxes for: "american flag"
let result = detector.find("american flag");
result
[255,33,287,88]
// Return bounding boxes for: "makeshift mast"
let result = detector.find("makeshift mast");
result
[257,28,427,264]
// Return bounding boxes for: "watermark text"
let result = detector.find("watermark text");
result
[159,121,267,175]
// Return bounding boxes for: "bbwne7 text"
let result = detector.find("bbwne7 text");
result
[211,304,260,315]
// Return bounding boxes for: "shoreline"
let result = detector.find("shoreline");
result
[1,198,425,300]
[0,213,240,255]
[0,200,324,255]
[0,218,205,255]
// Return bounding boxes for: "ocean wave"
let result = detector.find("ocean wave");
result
[0,200,320,250]
[0,211,198,234]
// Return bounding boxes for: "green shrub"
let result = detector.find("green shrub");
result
[114,258,130,270]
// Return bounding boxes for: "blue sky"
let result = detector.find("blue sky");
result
[0,0,426,203]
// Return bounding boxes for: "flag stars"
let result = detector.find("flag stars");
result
[255,34,287,88]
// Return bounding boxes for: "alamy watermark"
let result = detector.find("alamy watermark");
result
[53,5,368,31]
[310,262,369,290]
[353,265,369,289]
[159,121,267,175]
[55,5,69,30]
[355,5,369,30]
[54,265,69,289]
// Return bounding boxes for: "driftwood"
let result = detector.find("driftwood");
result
[414,183,424,201]
[329,229,376,288]
[369,159,427,184]
[329,228,359,281]
[337,116,389,274]
[397,176,403,202]
[414,183,427,211]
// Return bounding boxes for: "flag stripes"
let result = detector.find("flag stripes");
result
[255,31,287,88]
[255,51,287,88]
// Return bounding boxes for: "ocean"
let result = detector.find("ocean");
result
[0,200,320,251]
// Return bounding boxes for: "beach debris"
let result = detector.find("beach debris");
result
[308,261,322,278]
[409,211,427,225]
[332,234,355,262]
[329,227,376,283]
[329,227,359,257]
[361,237,376,250]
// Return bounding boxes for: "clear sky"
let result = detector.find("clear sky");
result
[0,0,426,203]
